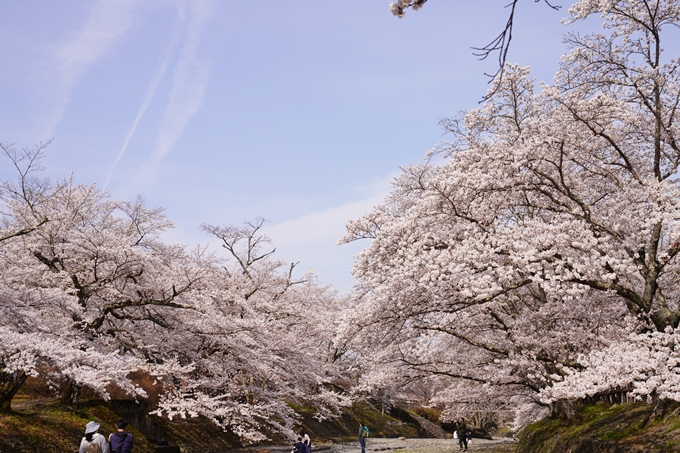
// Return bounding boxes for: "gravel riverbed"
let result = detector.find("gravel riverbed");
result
[323,438,517,453]
[250,438,518,453]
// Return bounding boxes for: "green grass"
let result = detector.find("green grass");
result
[518,402,680,453]
[290,401,421,443]
[0,400,155,453]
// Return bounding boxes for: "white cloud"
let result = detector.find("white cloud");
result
[141,0,214,182]
[263,173,396,291]
[104,6,186,188]
[266,190,387,249]
[37,0,142,137]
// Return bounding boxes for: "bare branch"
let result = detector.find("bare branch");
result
[389,0,561,101]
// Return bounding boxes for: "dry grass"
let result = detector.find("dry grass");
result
[1,397,155,453]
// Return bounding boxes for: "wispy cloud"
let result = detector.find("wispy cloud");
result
[265,191,388,249]
[263,173,396,291]
[141,0,214,182]
[37,0,142,137]
[104,7,185,189]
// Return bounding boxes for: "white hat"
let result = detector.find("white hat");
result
[85,421,100,434]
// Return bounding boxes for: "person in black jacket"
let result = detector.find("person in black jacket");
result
[454,418,468,452]
[293,437,306,453]
[109,419,134,453]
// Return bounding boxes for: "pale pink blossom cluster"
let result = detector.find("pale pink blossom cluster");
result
[541,328,680,404]
[0,149,349,440]
[342,0,680,427]
[389,0,427,18]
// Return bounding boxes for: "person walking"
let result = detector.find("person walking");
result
[358,422,369,453]
[300,430,311,453]
[293,437,307,453]
[454,418,468,452]
[79,421,109,453]
[108,419,134,453]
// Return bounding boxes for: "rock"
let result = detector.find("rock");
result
[470,428,493,440]
[155,447,181,453]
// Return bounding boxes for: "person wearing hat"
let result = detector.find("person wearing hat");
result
[79,421,109,453]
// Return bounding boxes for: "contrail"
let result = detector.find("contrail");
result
[142,0,214,179]
[39,0,141,139]
[104,12,184,189]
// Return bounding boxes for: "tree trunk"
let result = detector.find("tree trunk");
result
[650,398,676,422]
[0,369,28,412]
[651,308,680,332]
[60,379,82,408]
[549,399,576,423]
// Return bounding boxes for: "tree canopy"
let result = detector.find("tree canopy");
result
[0,145,349,439]
[343,0,680,423]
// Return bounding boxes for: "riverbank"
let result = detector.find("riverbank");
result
[517,401,680,452]
[1,396,443,453]
[258,438,517,453]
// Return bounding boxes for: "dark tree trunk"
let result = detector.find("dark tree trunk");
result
[0,369,28,412]
[549,399,576,423]
[60,379,82,408]
[650,398,676,422]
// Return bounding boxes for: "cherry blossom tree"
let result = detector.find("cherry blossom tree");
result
[151,219,350,441]
[541,328,680,405]
[0,147,202,410]
[0,142,51,244]
[343,0,680,422]
[0,145,349,438]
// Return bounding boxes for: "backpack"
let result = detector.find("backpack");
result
[85,442,100,453]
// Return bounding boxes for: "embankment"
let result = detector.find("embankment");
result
[518,401,680,452]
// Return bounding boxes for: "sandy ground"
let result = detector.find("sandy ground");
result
[316,438,517,453]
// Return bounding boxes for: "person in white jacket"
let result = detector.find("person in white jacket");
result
[79,421,109,453]
[301,431,311,453]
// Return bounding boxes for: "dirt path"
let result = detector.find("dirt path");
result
[320,438,517,453]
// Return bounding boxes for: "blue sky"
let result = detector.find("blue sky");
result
[0,1,596,291]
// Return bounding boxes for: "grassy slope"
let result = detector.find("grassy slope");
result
[0,397,425,453]
[292,402,422,443]
[0,396,155,453]
[150,413,243,453]
[518,402,680,453]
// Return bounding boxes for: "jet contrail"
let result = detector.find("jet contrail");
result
[39,0,141,139]
[104,11,184,189]
[142,0,214,179]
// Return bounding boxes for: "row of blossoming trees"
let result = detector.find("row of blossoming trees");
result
[3,0,680,440]
[339,0,680,427]
[0,144,352,441]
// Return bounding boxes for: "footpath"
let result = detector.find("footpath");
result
[252,438,517,453]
